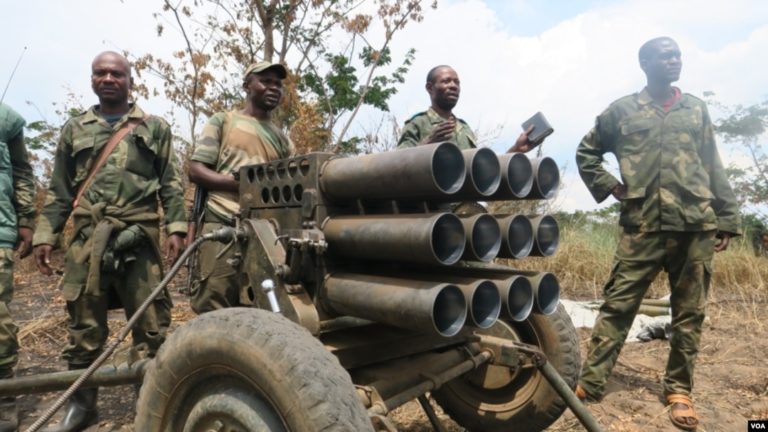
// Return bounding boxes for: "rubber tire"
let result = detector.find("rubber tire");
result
[135,307,373,432]
[432,303,580,432]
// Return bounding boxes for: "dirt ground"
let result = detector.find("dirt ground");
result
[8,251,768,431]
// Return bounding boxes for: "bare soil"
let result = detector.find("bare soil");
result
[9,251,768,431]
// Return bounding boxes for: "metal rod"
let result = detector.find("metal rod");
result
[369,350,492,415]
[25,228,237,432]
[0,360,148,397]
[538,360,603,432]
[417,395,449,432]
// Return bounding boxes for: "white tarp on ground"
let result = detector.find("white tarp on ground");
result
[560,299,671,343]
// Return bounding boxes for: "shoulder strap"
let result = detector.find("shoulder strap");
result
[73,116,147,208]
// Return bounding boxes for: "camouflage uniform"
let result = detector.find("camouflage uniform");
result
[397,108,476,150]
[576,88,741,398]
[0,104,36,373]
[190,110,294,314]
[33,104,187,367]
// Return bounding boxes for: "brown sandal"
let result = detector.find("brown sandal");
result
[666,394,699,431]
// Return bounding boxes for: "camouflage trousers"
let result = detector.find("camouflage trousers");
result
[190,222,250,314]
[579,229,715,398]
[0,249,18,371]
[60,238,172,367]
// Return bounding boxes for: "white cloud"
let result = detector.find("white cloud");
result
[383,0,768,211]
[2,0,765,212]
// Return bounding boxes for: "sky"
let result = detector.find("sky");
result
[2,0,767,213]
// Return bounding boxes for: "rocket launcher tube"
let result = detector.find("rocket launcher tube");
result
[324,273,467,337]
[322,213,466,266]
[320,142,466,201]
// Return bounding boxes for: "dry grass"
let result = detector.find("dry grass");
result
[504,221,768,304]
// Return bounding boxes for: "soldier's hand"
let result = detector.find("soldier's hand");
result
[33,245,54,276]
[16,227,33,259]
[714,232,731,252]
[507,125,539,153]
[425,120,455,144]
[611,183,627,200]
[166,233,186,264]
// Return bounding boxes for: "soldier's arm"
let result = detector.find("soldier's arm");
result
[188,114,236,192]
[33,123,77,247]
[575,112,621,203]
[7,130,36,229]
[396,120,422,149]
[700,108,741,236]
[154,121,188,236]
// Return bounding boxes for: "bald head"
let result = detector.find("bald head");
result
[91,51,133,112]
[92,51,131,77]
[426,65,454,84]
[638,37,677,62]
[638,37,682,85]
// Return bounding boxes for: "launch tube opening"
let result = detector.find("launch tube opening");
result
[431,214,466,265]
[470,281,502,329]
[432,143,466,194]
[469,148,501,196]
[432,285,467,337]
[506,153,534,197]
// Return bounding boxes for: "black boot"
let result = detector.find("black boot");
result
[0,396,18,432]
[46,387,98,432]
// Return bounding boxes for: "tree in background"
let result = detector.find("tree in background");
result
[707,95,768,214]
[131,0,432,155]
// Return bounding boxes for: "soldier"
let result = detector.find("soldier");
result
[0,103,36,431]
[188,60,294,314]
[575,37,741,431]
[32,51,186,431]
[397,65,538,152]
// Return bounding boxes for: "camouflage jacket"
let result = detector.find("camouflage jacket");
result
[576,88,741,235]
[33,104,187,247]
[397,108,477,150]
[0,104,36,249]
[191,110,294,220]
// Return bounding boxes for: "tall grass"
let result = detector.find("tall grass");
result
[504,217,768,304]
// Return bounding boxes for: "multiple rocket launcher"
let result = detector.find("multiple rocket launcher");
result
[239,142,562,338]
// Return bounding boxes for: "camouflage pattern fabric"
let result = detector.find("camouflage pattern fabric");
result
[397,108,477,150]
[189,221,250,314]
[576,88,741,234]
[0,249,18,370]
[60,238,171,366]
[0,104,35,371]
[0,103,36,248]
[32,104,185,366]
[579,230,714,398]
[191,110,294,220]
[576,88,741,400]
[190,111,293,313]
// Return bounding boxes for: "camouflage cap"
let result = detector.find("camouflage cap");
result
[244,61,288,80]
